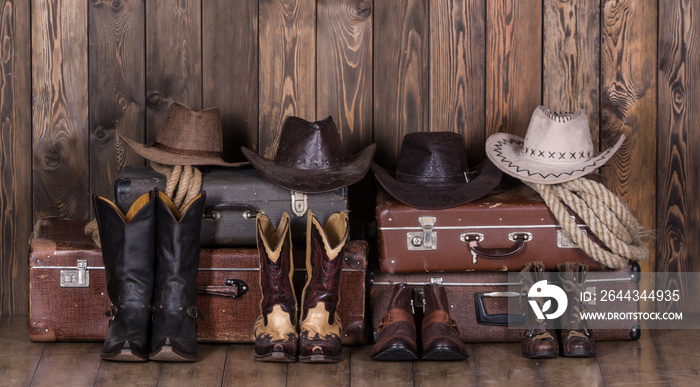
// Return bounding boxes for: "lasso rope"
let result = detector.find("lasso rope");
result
[525,178,649,269]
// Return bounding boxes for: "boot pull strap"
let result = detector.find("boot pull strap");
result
[196,279,249,298]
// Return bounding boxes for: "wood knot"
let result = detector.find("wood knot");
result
[147,92,164,109]
[95,126,107,139]
[112,0,121,8]
[356,1,371,17]
[44,149,61,168]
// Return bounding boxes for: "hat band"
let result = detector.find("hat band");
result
[396,170,478,185]
[149,142,224,159]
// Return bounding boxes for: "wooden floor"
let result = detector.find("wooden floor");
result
[1,316,697,387]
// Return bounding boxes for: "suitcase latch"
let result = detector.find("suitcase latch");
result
[407,216,437,250]
[557,229,585,248]
[291,191,308,217]
[60,259,90,287]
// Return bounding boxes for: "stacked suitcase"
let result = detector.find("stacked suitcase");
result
[28,165,369,345]
[370,184,641,343]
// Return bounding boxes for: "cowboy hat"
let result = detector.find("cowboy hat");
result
[485,106,625,184]
[241,116,376,193]
[120,101,247,167]
[371,131,502,210]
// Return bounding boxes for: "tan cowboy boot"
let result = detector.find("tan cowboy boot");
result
[298,211,348,363]
[519,261,559,358]
[557,262,596,357]
[253,213,298,362]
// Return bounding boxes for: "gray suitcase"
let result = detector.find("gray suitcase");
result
[114,166,348,246]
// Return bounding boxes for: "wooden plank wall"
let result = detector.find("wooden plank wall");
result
[0,0,694,315]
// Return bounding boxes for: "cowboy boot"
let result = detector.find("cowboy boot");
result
[519,261,559,358]
[94,191,156,361]
[150,190,206,361]
[254,213,298,362]
[557,262,596,357]
[298,211,348,363]
[371,284,419,361]
[421,283,468,360]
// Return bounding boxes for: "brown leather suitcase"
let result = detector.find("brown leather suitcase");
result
[28,217,368,345]
[369,264,641,343]
[376,183,608,273]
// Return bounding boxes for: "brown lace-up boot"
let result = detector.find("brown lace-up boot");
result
[421,283,468,360]
[253,213,298,362]
[371,283,419,361]
[519,261,559,358]
[557,262,596,357]
[298,211,348,363]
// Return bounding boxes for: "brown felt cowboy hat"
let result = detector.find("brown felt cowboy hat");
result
[371,132,502,210]
[241,116,376,193]
[120,102,247,167]
[485,106,625,184]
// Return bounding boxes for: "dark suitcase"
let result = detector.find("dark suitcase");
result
[28,217,368,345]
[369,264,641,343]
[114,165,348,246]
[376,184,608,273]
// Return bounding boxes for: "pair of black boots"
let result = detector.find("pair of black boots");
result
[94,189,205,362]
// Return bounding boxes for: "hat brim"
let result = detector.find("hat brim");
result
[241,144,377,193]
[485,133,625,184]
[372,159,503,210]
[120,134,248,167]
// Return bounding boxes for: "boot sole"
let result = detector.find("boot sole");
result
[150,345,200,362]
[522,351,559,359]
[254,351,296,363]
[298,354,343,363]
[562,351,595,358]
[422,347,468,361]
[101,349,148,362]
[370,346,419,361]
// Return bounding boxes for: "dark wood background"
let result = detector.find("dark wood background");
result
[0,0,694,316]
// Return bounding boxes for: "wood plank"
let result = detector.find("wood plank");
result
[430,0,486,165]
[93,360,161,386]
[30,342,102,387]
[258,0,316,158]
[537,356,603,387]
[373,0,429,169]
[317,0,373,153]
[158,344,227,386]
[88,0,145,203]
[413,343,477,386]
[657,0,700,313]
[349,345,413,387]
[597,331,667,386]
[471,343,541,386]
[31,0,90,221]
[651,329,700,385]
[202,0,258,161]
[0,316,45,385]
[287,346,351,387]
[145,0,202,144]
[485,0,542,138]
[600,0,657,311]
[542,0,600,149]
[223,344,288,387]
[0,0,31,315]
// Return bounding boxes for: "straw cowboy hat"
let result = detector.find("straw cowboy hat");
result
[371,131,502,210]
[120,102,247,167]
[241,116,376,193]
[485,106,625,184]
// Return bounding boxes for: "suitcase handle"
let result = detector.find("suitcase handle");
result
[475,292,526,326]
[466,232,530,259]
[197,279,249,298]
[203,203,261,221]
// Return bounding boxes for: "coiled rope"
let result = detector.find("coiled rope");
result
[524,177,650,269]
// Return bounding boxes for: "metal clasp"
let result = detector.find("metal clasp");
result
[557,229,585,248]
[406,216,437,250]
[60,259,90,288]
[290,191,308,217]
[413,287,425,313]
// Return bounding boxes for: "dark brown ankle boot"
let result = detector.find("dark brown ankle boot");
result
[298,211,348,363]
[519,261,559,359]
[421,283,468,361]
[149,190,205,362]
[557,262,596,357]
[254,213,298,362]
[94,192,156,361]
[371,284,419,361]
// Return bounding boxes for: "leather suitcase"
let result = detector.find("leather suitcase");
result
[28,217,368,345]
[369,263,641,343]
[114,165,348,246]
[376,183,607,273]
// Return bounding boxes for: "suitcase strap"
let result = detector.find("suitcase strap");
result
[196,278,249,298]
